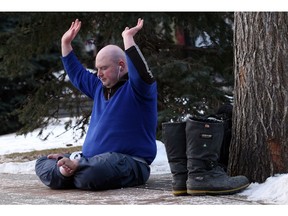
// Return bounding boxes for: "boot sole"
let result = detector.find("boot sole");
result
[173,190,189,196]
[187,183,250,196]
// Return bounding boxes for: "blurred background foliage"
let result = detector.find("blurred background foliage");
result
[0,12,234,139]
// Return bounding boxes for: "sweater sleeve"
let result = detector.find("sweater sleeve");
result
[61,51,99,99]
[125,46,156,98]
[125,45,155,84]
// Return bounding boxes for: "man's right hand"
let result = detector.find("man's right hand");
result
[61,19,82,57]
[47,153,64,160]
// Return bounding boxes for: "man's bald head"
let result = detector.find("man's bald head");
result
[96,45,126,66]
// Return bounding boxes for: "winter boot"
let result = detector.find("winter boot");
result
[162,121,188,196]
[185,116,250,195]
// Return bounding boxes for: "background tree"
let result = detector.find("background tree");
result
[0,12,100,137]
[229,12,288,183]
[0,12,234,139]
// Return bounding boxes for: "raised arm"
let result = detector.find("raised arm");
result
[61,19,82,57]
[122,18,144,50]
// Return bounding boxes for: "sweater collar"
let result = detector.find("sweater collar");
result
[103,73,128,100]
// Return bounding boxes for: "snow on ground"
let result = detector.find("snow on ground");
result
[1,118,288,204]
[0,118,170,175]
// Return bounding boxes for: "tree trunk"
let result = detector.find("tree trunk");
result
[229,12,288,183]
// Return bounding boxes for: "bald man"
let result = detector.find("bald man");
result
[35,18,157,190]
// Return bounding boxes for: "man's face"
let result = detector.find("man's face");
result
[96,56,119,88]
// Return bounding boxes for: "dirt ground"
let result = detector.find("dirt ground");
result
[0,173,263,205]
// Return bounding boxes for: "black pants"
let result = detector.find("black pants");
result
[35,152,150,190]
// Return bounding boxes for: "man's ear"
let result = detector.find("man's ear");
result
[119,61,126,71]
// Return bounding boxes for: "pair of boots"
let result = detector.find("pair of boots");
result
[162,116,250,196]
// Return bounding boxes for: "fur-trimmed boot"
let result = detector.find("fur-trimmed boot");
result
[162,122,188,196]
[185,116,250,195]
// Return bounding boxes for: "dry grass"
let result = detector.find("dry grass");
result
[0,146,82,164]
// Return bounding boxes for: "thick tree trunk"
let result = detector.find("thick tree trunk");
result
[229,12,288,183]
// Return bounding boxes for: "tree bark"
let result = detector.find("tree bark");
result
[229,12,288,183]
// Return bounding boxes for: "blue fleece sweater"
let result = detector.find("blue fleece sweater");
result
[61,46,157,164]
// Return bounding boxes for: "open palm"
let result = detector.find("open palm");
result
[62,19,82,45]
[122,18,143,38]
